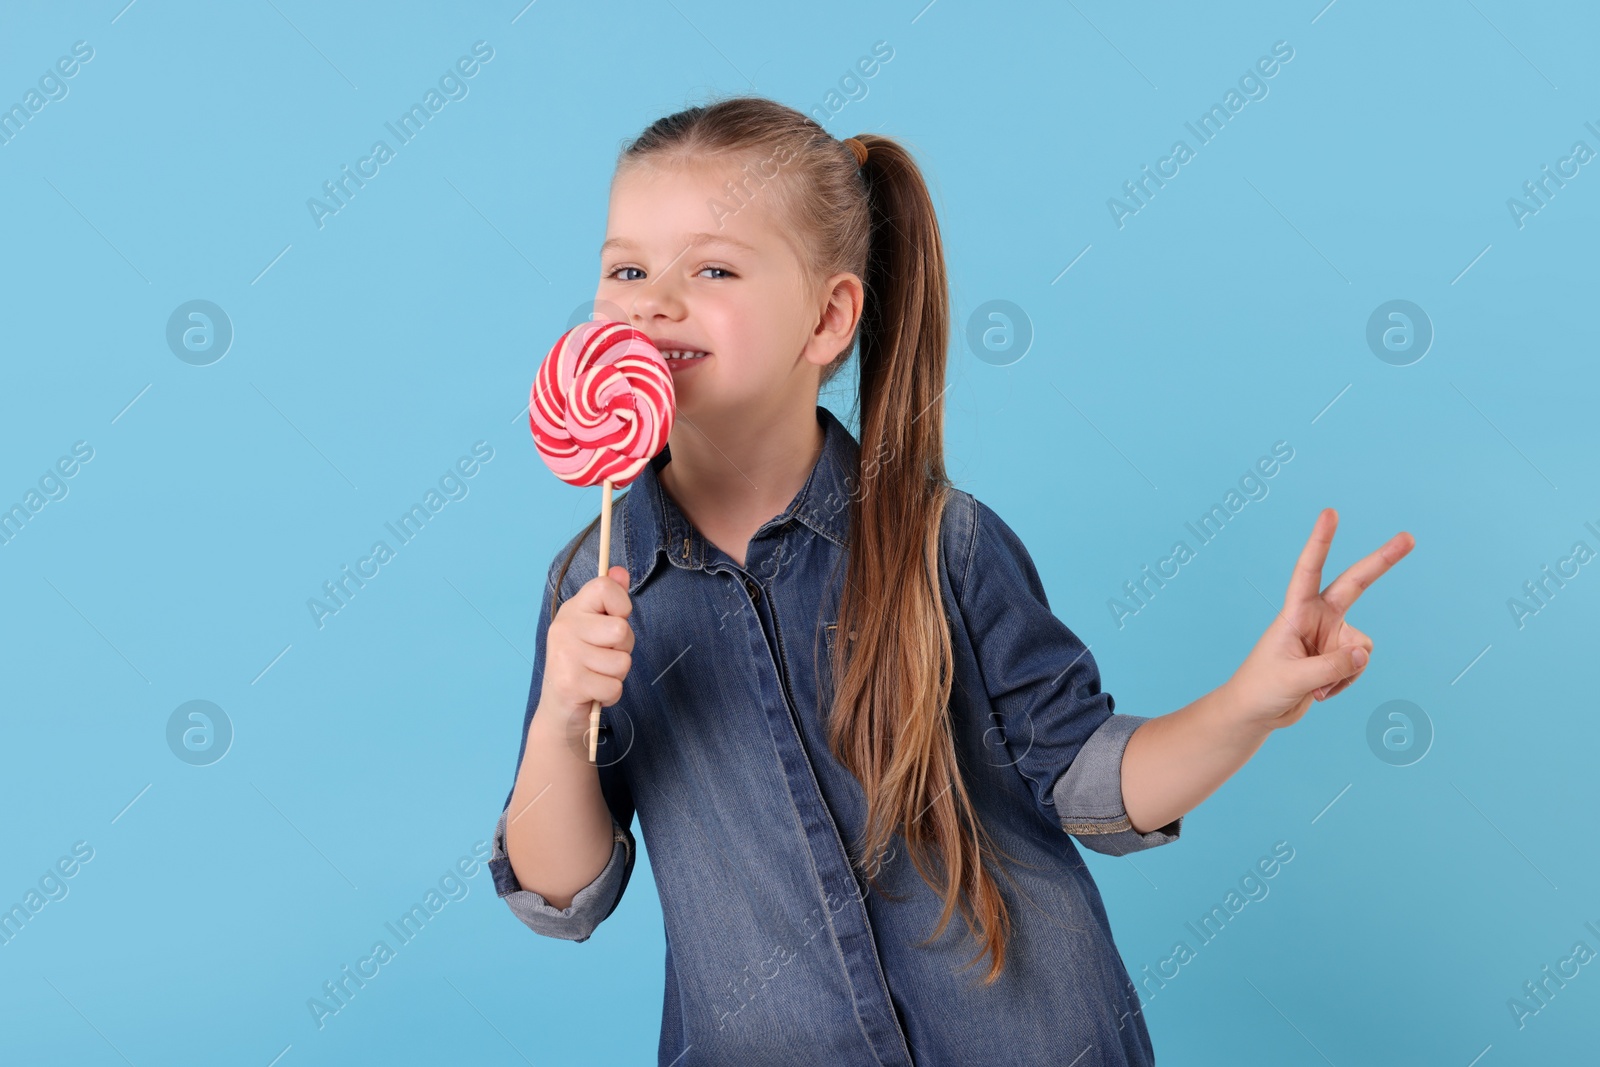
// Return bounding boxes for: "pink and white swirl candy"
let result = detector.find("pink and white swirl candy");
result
[529,321,675,488]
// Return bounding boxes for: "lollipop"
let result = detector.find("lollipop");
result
[530,321,675,489]
[529,319,675,760]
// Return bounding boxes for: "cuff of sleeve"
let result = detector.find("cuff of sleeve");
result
[487,806,632,943]
[1052,713,1183,857]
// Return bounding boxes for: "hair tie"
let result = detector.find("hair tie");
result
[843,136,869,168]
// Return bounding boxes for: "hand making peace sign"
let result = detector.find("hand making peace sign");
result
[1225,508,1417,731]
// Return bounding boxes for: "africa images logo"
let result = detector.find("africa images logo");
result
[306,442,494,629]
[306,41,495,230]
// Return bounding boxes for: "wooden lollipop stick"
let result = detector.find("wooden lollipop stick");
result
[589,477,616,763]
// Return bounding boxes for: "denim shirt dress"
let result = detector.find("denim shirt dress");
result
[489,404,1184,1066]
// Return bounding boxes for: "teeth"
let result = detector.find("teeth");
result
[663,350,708,360]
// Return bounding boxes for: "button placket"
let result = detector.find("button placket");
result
[738,536,914,1066]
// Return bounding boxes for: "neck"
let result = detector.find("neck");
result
[659,403,826,545]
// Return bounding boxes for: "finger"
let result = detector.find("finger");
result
[1324,621,1372,657]
[576,665,626,708]
[1321,531,1416,615]
[1317,655,1367,699]
[576,571,633,619]
[1299,644,1370,700]
[579,645,632,683]
[1321,669,1362,699]
[574,611,635,651]
[1285,508,1338,611]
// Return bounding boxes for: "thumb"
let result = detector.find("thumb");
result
[607,564,630,587]
[1297,644,1369,700]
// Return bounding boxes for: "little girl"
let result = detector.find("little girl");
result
[489,95,1413,1066]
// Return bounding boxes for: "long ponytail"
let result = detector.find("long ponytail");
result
[828,132,1022,985]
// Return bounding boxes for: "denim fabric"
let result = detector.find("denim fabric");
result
[490,404,1183,1066]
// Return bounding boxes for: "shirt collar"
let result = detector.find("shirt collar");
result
[623,404,858,593]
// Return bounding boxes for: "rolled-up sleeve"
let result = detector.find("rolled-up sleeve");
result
[487,550,639,942]
[489,805,635,942]
[1052,712,1181,856]
[954,495,1182,857]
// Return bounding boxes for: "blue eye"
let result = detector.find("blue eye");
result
[606,265,734,281]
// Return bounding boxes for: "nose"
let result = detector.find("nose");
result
[619,268,688,325]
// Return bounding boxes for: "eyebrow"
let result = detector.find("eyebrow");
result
[600,232,760,257]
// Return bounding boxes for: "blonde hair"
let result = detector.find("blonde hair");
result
[558,94,1023,984]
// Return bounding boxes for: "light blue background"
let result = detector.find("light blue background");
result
[2,1,1595,1064]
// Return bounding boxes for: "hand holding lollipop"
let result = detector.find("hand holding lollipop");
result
[529,320,675,761]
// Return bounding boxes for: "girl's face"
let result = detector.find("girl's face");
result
[595,157,841,420]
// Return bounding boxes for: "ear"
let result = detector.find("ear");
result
[801,271,865,370]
